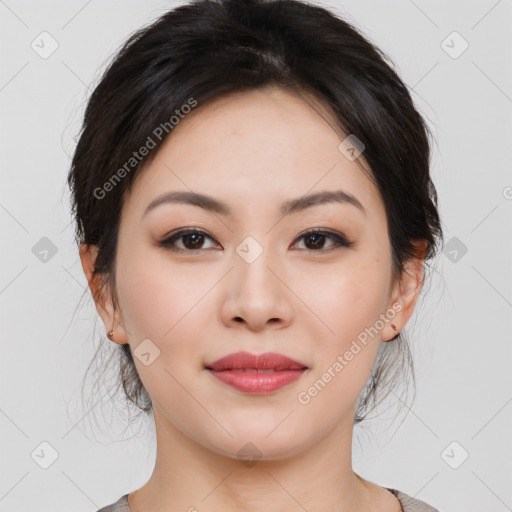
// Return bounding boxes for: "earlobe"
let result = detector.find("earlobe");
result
[78,244,129,345]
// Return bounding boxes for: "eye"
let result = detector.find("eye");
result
[158,227,353,253]
[158,229,220,252]
[291,228,353,251]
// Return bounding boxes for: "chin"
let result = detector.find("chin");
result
[201,427,312,463]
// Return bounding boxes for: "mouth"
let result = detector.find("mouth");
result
[204,352,309,394]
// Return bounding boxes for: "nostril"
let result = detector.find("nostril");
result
[234,317,244,322]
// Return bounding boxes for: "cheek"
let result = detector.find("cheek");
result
[115,248,215,368]
[295,254,391,341]
[293,252,391,398]
[294,281,385,422]
[116,236,204,336]
[115,256,216,417]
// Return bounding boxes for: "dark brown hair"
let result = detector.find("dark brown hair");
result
[67,0,443,425]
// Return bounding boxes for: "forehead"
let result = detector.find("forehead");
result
[124,86,385,222]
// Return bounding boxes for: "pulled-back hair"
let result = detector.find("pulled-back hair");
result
[67,0,443,425]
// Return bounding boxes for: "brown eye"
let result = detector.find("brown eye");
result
[292,229,353,251]
[304,232,327,250]
[159,229,219,252]
[181,232,205,249]
[158,228,353,253]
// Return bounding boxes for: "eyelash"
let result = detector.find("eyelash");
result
[158,228,353,253]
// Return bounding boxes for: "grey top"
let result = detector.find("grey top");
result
[96,488,440,511]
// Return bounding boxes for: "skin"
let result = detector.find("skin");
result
[80,86,426,512]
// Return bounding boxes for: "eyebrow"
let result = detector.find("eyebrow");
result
[143,189,366,218]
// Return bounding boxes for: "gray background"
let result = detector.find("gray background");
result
[1,1,511,511]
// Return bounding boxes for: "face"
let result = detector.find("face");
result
[83,86,420,461]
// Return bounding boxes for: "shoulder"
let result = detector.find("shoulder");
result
[388,488,440,512]
[95,494,130,512]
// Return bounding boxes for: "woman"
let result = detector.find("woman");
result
[68,0,443,510]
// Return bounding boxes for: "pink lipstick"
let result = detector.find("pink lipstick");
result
[205,351,308,394]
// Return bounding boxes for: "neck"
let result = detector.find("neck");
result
[128,405,386,512]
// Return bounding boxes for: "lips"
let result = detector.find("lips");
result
[205,352,308,394]
[205,351,308,372]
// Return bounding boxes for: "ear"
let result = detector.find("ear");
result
[78,244,129,345]
[382,239,427,342]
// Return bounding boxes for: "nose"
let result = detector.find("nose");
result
[220,250,294,332]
